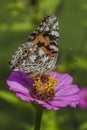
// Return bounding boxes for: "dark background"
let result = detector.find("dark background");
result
[0,0,87,130]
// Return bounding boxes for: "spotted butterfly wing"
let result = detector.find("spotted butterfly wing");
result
[9,15,59,77]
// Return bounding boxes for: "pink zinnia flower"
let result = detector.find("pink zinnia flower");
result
[79,87,87,109]
[6,71,80,110]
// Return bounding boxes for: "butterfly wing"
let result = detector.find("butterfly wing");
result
[9,15,59,76]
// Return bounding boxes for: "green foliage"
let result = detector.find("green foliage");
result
[38,0,61,14]
[0,90,33,108]
[79,122,87,130]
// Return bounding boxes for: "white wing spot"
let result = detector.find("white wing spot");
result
[29,55,37,62]
[42,56,49,62]
[39,49,44,56]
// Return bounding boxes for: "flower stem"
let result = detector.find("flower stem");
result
[34,104,44,130]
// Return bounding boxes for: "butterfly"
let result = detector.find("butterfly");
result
[9,15,59,77]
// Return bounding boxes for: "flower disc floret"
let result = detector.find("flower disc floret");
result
[30,74,58,102]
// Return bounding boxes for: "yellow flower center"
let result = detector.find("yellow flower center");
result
[30,74,58,102]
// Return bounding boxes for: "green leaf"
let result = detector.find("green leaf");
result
[0,90,33,109]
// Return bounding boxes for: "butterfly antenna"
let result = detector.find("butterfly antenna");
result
[58,48,72,64]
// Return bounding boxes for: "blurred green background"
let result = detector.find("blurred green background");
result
[0,0,87,130]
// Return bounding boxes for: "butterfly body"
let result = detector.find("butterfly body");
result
[9,15,59,77]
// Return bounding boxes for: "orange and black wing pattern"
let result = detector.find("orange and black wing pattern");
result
[9,15,59,76]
